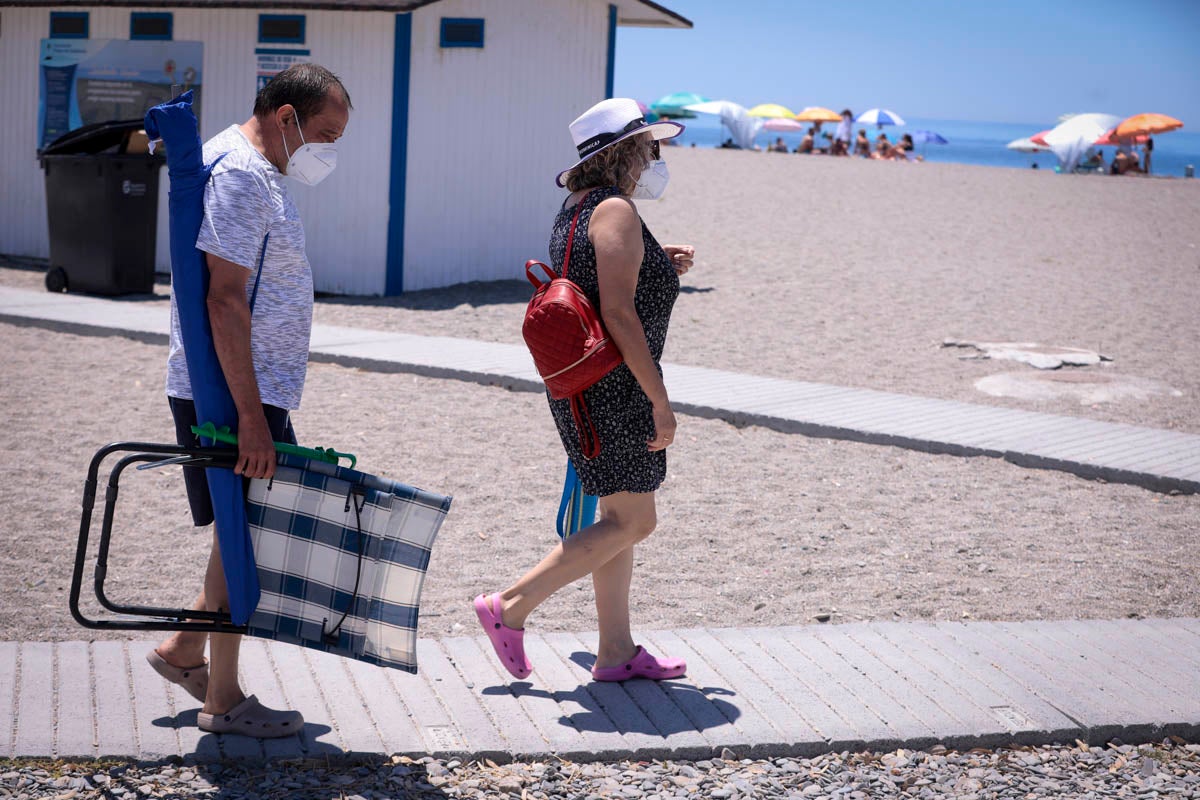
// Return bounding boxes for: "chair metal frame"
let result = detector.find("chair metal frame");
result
[69,441,249,635]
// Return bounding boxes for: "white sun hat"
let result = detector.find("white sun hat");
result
[555,97,684,187]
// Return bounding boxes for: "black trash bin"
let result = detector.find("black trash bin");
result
[40,119,164,295]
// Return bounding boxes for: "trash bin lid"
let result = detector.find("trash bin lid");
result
[41,119,145,156]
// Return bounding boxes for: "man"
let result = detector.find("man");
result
[146,63,351,737]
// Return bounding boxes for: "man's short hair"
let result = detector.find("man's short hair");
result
[253,63,352,121]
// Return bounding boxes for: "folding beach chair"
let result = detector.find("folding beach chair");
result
[70,428,450,673]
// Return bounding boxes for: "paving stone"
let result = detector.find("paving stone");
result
[13,642,54,757]
[54,641,96,758]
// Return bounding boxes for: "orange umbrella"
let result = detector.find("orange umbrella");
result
[795,106,843,123]
[1113,113,1183,139]
[1094,130,1147,146]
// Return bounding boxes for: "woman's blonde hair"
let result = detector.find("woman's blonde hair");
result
[563,135,652,195]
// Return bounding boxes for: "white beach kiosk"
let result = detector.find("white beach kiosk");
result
[0,0,690,294]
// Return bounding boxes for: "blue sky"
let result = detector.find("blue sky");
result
[614,0,1200,126]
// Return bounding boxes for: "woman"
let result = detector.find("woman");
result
[474,98,694,682]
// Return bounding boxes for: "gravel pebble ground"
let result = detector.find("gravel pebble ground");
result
[3,739,1199,799]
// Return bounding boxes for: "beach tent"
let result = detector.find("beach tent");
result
[143,92,260,624]
[1043,113,1122,173]
[684,100,762,149]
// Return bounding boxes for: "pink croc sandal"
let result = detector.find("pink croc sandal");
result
[473,592,532,679]
[592,645,687,682]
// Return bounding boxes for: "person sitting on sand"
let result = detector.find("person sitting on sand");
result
[719,137,740,150]
[1088,149,1106,171]
[875,132,890,155]
[889,133,915,161]
[854,129,871,157]
[797,128,815,154]
[769,137,789,153]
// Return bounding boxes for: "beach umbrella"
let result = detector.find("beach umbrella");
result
[856,108,905,127]
[143,91,260,623]
[1093,129,1146,146]
[651,91,708,118]
[795,107,843,123]
[763,117,805,133]
[684,99,763,149]
[910,130,948,157]
[910,130,948,145]
[635,100,660,123]
[1043,112,1122,172]
[1006,135,1050,153]
[1112,112,1183,139]
[748,103,797,119]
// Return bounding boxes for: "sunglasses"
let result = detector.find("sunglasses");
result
[649,139,661,160]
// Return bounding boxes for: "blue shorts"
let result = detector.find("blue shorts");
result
[168,396,297,527]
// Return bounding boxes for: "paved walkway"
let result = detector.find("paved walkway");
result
[2,286,1198,763]
[1,286,1196,494]
[5,619,1200,762]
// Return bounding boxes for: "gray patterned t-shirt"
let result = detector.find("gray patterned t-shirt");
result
[166,124,313,410]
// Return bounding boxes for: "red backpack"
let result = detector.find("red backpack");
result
[522,192,623,459]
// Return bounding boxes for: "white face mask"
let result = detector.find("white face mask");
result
[631,159,670,200]
[282,114,337,186]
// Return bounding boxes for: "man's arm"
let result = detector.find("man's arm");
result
[206,252,276,479]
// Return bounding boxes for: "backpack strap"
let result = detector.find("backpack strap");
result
[561,189,594,281]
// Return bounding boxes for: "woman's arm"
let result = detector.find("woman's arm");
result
[590,196,676,451]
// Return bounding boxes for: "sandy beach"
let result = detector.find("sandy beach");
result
[1,151,1197,644]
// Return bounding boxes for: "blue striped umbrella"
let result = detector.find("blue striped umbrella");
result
[856,108,905,128]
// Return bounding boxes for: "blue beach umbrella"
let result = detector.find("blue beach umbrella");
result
[910,129,948,157]
[910,130,948,145]
[143,91,260,625]
[856,108,906,128]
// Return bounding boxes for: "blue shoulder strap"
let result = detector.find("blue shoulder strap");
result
[248,233,269,313]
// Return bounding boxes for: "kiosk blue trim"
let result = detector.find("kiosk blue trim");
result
[385,13,413,296]
[605,5,617,99]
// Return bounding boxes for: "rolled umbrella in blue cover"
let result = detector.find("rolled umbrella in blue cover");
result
[143,91,260,624]
[556,461,597,540]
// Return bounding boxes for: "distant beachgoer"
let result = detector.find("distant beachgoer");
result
[855,129,871,157]
[719,137,740,150]
[769,137,788,153]
[797,128,815,154]
[1144,136,1153,174]
[475,97,693,685]
[870,132,891,159]
[832,109,853,156]
[1087,149,1105,171]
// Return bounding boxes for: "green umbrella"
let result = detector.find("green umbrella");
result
[651,91,709,119]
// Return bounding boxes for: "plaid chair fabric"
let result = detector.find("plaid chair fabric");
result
[245,453,451,673]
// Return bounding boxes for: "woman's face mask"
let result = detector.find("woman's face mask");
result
[631,159,670,200]
[282,114,337,186]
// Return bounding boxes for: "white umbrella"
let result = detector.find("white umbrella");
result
[1006,136,1050,153]
[856,108,905,127]
[684,100,763,150]
[1042,113,1122,172]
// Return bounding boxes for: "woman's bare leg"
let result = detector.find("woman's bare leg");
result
[495,491,656,631]
[592,545,637,668]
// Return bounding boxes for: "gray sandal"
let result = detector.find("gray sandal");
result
[197,695,303,738]
[146,649,209,703]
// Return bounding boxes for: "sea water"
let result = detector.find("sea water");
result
[669,115,1200,177]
